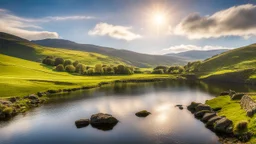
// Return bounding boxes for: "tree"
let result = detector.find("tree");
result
[73,60,79,67]
[54,57,64,66]
[116,65,125,74]
[65,65,75,73]
[152,69,164,74]
[75,63,86,74]
[42,57,55,66]
[64,60,72,67]
[94,64,103,74]
[56,64,64,71]
[87,68,95,75]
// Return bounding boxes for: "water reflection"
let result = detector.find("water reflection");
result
[0,81,255,144]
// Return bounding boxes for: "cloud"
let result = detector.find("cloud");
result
[173,4,256,39]
[88,23,142,41]
[162,45,231,54]
[0,9,58,40]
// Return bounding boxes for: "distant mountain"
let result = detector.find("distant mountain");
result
[32,39,187,67]
[165,49,229,60]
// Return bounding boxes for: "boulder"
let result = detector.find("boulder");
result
[135,110,151,117]
[214,118,233,134]
[75,119,90,128]
[202,113,216,122]
[235,132,253,142]
[187,102,201,113]
[37,92,46,97]
[90,113,118,131]
[206,116,223,127]
[8,97,18,103]
[195,104,212,112]
[229,90,236,97]
[219,91,229,96]
[194,110,211,119]
[0,100,12,106]
[231,93,245,100]
[175,105,183,110]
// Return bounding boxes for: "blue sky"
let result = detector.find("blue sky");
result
[0,0,256,54]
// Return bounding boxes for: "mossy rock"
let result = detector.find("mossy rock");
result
[187,102,201,113]
[135,110,151,117]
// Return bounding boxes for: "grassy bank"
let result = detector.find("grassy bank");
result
[206,95,256,143]
[0,54,177,97]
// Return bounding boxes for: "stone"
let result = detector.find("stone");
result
[27,94,39,100]
[240,95,256,117]
[206,116,223,127]
[235,132,253,142]
[37,92,46,97]
[175,105,183,110]
[231,93,245,100]
[214,118,233,134]
[202,113,216,122]
[219,91,229,96]
[90,113,118,131]
[0,100,12,106]
[229,90,236,97]
[135,110,151,117]
[187,102,201,113]
[75,119,90,128]
[194,110,211,119]
[236,121,248,130]
[8,97,17,103]
[195,104,212,112]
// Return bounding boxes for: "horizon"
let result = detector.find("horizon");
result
[0,0,256,54]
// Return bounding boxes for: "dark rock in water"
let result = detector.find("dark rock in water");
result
[37,92,46,97]
[175,105,183,110]
[235,132,253,142]
[229,90,236,97]
[135,110,151,117]
[90,113,118,131]
[27,94,39,100]
[75,119,90,128]
[206,116,223,127]
[47,89,61,94]
[231,93,245,100]
[219,91,229,96]
[214,118,233,134]
[187,102,201,113]
[195,104,212,112]
[202,113,216,122]
[194,110,211,118]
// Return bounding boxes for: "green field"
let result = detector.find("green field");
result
[0,54,175,97]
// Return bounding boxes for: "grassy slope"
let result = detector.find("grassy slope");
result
[206,96,256,143]
[197,44,256,80]
[0,54,175,97]
[0,33,126,66]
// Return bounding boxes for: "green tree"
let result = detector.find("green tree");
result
[73,60,79,67]
[56,64,65,71]
[152,69,164,74]
[65,65,75,73]
[94,64,103,74]
[54,57,64,66]
[75,63,86,74]
[64,60,72,67]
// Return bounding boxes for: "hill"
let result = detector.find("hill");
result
[166,49,229,60]
[0,32,128,66]
[0,53,174,97]
[32,39,187,67]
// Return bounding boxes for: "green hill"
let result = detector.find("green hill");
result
[0,32,127,66]
[194,44,256,82]
[0,53,174,97]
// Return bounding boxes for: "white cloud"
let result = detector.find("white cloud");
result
[173,4,256,39]
[162,44,231,54]
[0,9,58,40]
[88,23,142,41]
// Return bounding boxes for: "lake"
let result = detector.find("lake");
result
[0,81,256,144]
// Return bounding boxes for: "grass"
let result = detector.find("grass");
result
[0,54,176,97]
[206,96,256,142]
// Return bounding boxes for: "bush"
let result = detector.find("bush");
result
[64,60,72,67]
[73,61,79,67]
[54,57,64,66]
[65,65,75,73]
[94,64,103,74]
[56,64,65,71]
[168,66,185,74]
[152,69,164,74]
[87,68,95,75]
[75,63,86,74]
[42,58,55,66]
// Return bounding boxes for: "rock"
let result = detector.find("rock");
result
[219,91,229,96]
[214,118,233,134]
[135,110,151,117]
[175,105,183,110]
[236,121,248,130]
[206,116,223,127]
[90,113,118,131]
[240,95,256,117]
[8,97,18,103]
[75,119,90,128]
[0,100,12,106]
[187,102,201,113]
[231,93,245,100]
[37,92,46,97]
[229,90,236,97]
[202,113,216,122]
[47,89,61,94]
[235,132,253,142]
[27,94,39,100]
[195,104,212,112]
[212,107,222,111]
[194,110,211,119]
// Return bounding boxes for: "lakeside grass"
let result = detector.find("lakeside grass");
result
[0,54,175,97]
[206,96,256,143]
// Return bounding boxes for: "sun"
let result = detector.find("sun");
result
[154,13,165,25]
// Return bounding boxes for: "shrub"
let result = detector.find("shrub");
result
[168,66,185,74]
[64,60,72,67]
[73,61,79,67]
[65,65,75,73]
[152,69,164,74]
[56,64,65,71]
[87,68,95,75]
[94,64,103,74]
[75,63,86,74]
[42,58,55,66]
[54,57,64,66]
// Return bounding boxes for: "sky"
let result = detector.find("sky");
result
[0,0,256,54]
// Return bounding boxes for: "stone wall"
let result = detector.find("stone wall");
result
[240,95,256,117]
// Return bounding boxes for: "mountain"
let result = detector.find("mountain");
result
[32,39,187,67]
[166,49,229,60]
[0,32,126,66]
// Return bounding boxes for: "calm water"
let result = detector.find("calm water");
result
[0,81,256,144]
